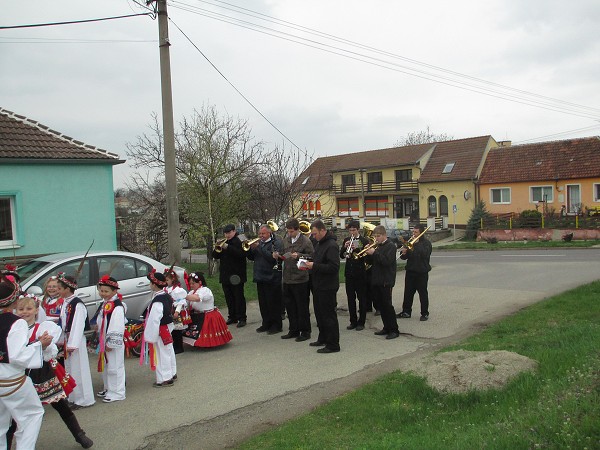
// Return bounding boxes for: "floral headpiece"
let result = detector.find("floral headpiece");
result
[17,293,41,307]
[0,279,20,307]
[98,275,119,290]
[147,268,167,287]
[2,264,20,283]
[57,272,78,290]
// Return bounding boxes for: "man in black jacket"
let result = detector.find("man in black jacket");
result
[212,224,247,327]
[397,224,432,321]
[304,219,340,353]
[340,220,370,331]
[366,225,400,339]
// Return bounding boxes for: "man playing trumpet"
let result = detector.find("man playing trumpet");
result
[339,220,370,331]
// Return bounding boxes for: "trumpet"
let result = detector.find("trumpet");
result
[299,220,311,235]
[401,225,431,251]
[242,237,260,251]
[213,238,227,253]
[344,235,356,258]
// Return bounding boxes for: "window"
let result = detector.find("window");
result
[530,186,553,203]
[367,171,383,191]
[439,195,449,216]
[490,188,511,204]
[341,174,356,193]
[365,196,388,216]
[442,162,455,174]
[301,176,310,185]
[594,183,600,202]
[395,169,412,182]
[52,260,91,288]
[428,196,437,216]
[338,197,359,216]
[0,197,15,242]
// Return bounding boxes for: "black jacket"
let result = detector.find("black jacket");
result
[369,239,398,288]
[399,238,432,274]
[247,235,283,284]
[339,235,371,277]
[212,234,247,284]
[311,232,339,291]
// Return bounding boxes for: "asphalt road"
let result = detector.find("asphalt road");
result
[35,248,600,450]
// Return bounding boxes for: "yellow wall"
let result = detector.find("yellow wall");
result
[419,180,477,225]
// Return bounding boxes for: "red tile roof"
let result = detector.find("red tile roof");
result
[329,143,434,172]
[479,136,600,183]
[0,108,123,163]
[294,154,345,191]
[418,136,494,182]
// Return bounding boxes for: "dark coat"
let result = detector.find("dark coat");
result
[281,233,314,284]
[311,232,339,291]
[339,235,371,277]
[369,239,398,288]
[247,235,283,284]
[212,234,247,284]
[399,237,432,274]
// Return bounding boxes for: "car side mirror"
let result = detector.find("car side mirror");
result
[27,286,44,296]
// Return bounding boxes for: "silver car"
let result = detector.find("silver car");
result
[18,251,186,320]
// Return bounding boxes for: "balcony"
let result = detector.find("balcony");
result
[332,180,419,195]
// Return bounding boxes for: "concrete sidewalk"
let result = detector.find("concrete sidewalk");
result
[35,248,600,450]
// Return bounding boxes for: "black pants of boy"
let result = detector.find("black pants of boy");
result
[402,270,430,317]
[373,285,399,333]
[312,288,340,351]
[345,275,368,326]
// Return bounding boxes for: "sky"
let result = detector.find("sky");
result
[2,0,600,189]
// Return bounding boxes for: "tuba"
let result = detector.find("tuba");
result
[298,220,311,235]
[213,238,227,253]
[266,220,279,232]
[352,222,378,259]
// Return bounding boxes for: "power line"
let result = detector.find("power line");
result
[0,36,156,44]
[167,0,600,120]
[513,124,600,145]
[167,17,309,158]
[0,13,154,30]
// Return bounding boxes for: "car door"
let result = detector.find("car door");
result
[94,255,154,319]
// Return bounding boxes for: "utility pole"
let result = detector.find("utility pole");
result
[156,0,181,264]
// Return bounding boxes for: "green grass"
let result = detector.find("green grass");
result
[436,239,600,250]
[239,281,600,450]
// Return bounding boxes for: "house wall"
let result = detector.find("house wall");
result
[418,180,476,225]
[0,163,117,258]
[480,178,600,215]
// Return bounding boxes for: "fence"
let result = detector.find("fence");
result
[481,213,600,230]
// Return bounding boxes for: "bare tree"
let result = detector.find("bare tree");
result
[395,126,452,146]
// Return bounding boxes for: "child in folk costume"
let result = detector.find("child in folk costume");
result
[164,268,190,355]
[94,276,126,403]
[13,295,93,448]
[38,275,64,324]
[0,280,53,450]
[182,272,232,348]
[142,270,177,387]
[57,273,95,409]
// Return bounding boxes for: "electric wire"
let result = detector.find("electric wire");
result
[0,13,154,30]
[167,0,600,120]
[513,124,600,145]
[0,36,156,44]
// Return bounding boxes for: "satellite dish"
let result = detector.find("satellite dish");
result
[463,190,472,200]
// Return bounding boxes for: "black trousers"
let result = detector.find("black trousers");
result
[373,285,399,333]
[312,288,340,351]
[345,274,368,326]
[283,282,311,334]
[402,271,430,316]
[222,282,246,321]
[257,281,283,331]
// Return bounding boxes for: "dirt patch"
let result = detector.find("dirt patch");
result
[410,349,538,393]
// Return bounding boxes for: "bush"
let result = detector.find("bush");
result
[465,201,492,240]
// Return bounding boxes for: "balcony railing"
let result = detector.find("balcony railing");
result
[332,180,418,195]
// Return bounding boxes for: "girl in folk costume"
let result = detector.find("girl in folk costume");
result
[164,268,190,355]
[57,273,95,409]
[182,272,232,348]
[94,276,126,403]
[13,296,93,448]
[141,270,177,387]
[38,275,64,324]
[0,280,52,450]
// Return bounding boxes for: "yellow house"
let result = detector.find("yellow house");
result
[478,137,600,215]
[292,155,342,220]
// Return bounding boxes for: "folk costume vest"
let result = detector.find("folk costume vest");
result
[0,313,20,363]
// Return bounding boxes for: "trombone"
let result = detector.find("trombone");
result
[401,226,431,251]
[213,238,227,253]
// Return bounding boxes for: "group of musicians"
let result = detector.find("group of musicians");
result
[211,218,432,353]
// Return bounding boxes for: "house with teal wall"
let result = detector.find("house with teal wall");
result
[0,107,124,260]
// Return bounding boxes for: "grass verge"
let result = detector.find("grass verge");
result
[239,281,600,449]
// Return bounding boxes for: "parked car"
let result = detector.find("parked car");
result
[17,251,187,320]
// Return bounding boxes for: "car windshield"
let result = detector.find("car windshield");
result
[17,260,52,284]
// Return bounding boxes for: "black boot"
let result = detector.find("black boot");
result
[65,415,94,448]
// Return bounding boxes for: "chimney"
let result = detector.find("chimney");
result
[497,140,512,147]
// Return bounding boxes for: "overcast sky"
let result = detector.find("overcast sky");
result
[2,0,599,188]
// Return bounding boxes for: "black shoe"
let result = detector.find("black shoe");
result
[374,310,381,316]
[374,330,388,336]
[153,379,174,388]
[75,431,94,449]
[256,326,268,333]
[355,325,364,331]
[397,312,411,318]
[174,349,184,354]
[346,323,357,330]
[267,328,282,335]
[173,374,178,381]
[309,341,325,347]
[317,347,340,354]
[295,333,311,342]
[236,320,246,328]
[226,318,237,325]
[420,315,429,321]
[386,331,400,340]
[281,332,299,339]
